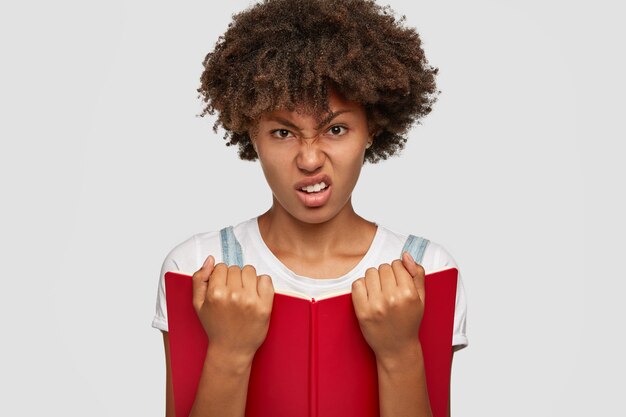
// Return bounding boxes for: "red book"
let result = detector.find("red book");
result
[165,267,458,417]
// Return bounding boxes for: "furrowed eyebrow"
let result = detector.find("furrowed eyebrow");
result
[267,110,353,131]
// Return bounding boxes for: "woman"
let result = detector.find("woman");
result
[151,1,468,416]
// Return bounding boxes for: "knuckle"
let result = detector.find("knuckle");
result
[378,263,391,271]
[242,264,257,274]
[246,295,259,307]
[228,264,241,273]
[391,259,403,268]
[402,288,417,300]
[228,290,242,302]
[365,267,377,274]
[260,274,273,286]
[208,288,225,302]
[212,263,227,275]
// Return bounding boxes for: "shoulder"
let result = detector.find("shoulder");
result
[162,218,255,273]
[422,239,459,269]
[193,229,223,266]
[378,225,459,271]
[159,234,198,274]
[163,218,255,274]
[161,230,221,275]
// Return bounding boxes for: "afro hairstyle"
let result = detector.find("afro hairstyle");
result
[196,0,440,163]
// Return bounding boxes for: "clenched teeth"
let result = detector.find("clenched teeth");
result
[301,181,327,193]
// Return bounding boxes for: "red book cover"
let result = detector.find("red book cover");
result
[165,267,458,417]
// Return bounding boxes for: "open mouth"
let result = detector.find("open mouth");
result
[296,184,332,207]
[299,184,329,194]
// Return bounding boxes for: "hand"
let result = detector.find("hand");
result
[351,252,426,360]
[192,255,275,360]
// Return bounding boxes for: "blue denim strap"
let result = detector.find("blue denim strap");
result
[219,226,244,268]
[400,234,430,265]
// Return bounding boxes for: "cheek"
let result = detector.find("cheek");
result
[341,156,366,188]
[258,157,290,191]
[336,147,366,173]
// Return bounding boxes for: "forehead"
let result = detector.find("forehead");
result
[259,87,364,122]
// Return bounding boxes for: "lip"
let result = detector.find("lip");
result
[296,184,332,208]
[294,173,332,190]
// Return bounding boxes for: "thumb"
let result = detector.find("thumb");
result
[192,255,215,311]
[402,251,426,302]
[401,251,421,277]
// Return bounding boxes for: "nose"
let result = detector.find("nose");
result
[296,134,326,172]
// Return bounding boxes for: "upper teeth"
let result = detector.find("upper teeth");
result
[301,182,327,193]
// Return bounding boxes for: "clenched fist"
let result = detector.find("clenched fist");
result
[351,251,426,361]
[192,255,275,360]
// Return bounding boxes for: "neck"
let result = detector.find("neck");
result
[256,199,376,262]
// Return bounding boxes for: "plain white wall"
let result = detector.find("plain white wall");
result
[1,0,623,415]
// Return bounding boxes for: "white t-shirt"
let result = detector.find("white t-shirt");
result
[152,216,469,352]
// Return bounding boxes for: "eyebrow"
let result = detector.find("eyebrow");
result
[267,109,353,131]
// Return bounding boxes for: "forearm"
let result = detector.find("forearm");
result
[189,345,254,417]
[376,343,433,417]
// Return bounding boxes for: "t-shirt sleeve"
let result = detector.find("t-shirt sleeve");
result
[432,242,469,352]
[151,251,180,332]
[151,231,222,333]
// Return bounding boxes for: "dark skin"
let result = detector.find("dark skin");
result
[161,87,455,416]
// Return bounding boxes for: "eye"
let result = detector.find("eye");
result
[269,125,348,140]
[270,129,294,139]
[327,125,348,136]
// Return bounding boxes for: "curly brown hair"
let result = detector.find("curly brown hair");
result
[196,0,440,164]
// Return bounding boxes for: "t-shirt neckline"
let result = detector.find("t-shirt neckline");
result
[249,216,384,288]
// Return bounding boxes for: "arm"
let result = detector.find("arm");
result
[377,348,455,417]
[376,343,433,417]
[188,344,254,417]
[162,331,254,417]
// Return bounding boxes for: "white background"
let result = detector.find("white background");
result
[1,0,624,415]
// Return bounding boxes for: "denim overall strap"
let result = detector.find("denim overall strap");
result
[219,226,244,268]
[400,234,430,265]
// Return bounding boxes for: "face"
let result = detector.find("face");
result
[250,87,373,224]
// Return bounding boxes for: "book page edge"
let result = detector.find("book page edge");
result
[164,265,457,301]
